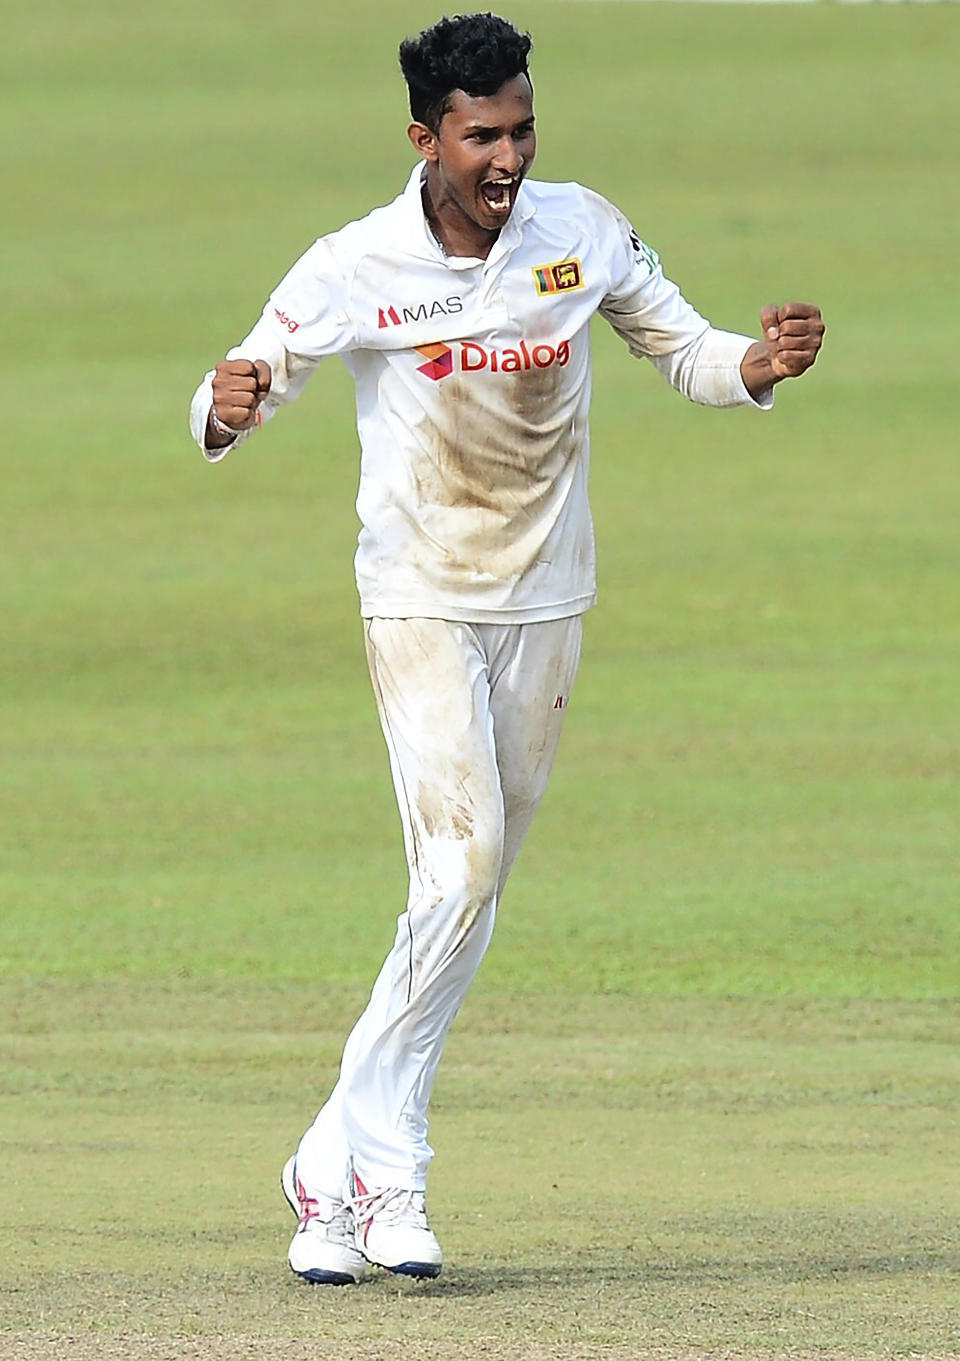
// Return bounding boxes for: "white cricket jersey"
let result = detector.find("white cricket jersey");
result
[190,165,770,623]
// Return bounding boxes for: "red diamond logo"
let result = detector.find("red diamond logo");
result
[415,343,453,381]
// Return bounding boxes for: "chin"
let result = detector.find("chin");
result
[476,204,512,231]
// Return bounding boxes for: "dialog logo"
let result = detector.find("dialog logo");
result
[460,339,570,373]
[415,338,571,380]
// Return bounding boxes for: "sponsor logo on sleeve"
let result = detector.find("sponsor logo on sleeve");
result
[628,228,659,274]
[532,259,583,296]
[274,308,300,333]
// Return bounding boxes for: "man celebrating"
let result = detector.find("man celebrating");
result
[189,13,823,1286]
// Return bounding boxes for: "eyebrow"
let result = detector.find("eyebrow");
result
[462,116,536,135]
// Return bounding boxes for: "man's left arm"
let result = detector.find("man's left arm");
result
[601,267,826,410]
[739,302,825,401]
[595,203,825,409]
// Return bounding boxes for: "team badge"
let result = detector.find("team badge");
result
[533,258,583,296]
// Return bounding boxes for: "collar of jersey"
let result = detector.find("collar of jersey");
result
[402,163,535,269]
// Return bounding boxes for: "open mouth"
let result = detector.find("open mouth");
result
[479,176,518,215]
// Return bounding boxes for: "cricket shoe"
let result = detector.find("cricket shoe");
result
[281,1155,367,1285]
[350,1172,443,1278]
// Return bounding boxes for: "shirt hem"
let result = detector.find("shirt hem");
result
[358,593,597,625]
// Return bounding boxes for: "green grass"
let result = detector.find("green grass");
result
[1,2,958,1355]
[3,983,958,1355]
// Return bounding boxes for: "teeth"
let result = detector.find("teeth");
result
[481,176,517,213]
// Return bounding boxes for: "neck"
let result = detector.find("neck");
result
[421,177,499,260]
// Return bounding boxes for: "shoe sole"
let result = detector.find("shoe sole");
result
[294,1266,359,1286]
[383,1260,442,1279]
[281,1156,365,1287]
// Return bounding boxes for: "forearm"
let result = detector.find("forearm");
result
[650,328,773,409]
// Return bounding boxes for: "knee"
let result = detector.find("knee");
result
[462,827,502,912]
[443,822,502,912]
[437,825,501,943]
[415,786,502,889]
[413,822,502,934]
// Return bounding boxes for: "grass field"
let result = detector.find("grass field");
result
[2,1,959,1357]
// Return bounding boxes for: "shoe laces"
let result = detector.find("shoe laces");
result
[295,1182,357,1248]
[349,1184,429,1231]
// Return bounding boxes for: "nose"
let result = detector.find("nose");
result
[491,135,523,175]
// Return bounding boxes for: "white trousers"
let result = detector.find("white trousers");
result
[296,614,582,1195]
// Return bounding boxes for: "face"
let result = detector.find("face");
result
[410,74,537,235]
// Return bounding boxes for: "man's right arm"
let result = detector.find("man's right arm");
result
[189,235,357,460]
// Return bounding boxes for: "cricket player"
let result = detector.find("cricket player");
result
[189,13,824,1286]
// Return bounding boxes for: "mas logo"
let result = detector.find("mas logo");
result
[379,296,463,329]
[532,259,583,296]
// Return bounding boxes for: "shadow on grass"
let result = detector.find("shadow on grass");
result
[359,1244,960,1299]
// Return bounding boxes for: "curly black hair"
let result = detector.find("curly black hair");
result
[399,13,533,132]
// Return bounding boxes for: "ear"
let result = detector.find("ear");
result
[407,121,440,164]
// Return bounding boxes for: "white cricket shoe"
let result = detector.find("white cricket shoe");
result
[350,1172,443,1278]
[281,1155,367,1285]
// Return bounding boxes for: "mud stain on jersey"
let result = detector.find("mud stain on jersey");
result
[410,361,579,583]
[424,365,571,510]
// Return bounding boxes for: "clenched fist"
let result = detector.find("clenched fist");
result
[209,359,272,440]
[760,302,825,380]
[740,302,825,400]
